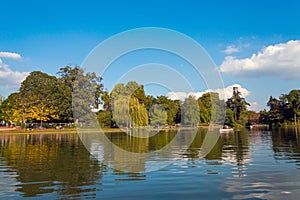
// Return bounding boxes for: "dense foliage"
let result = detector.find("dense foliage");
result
[0,66,299,128]
[264,90,300,126]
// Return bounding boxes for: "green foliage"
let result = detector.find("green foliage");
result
[3,63,298,129]
[259,109,269,124]
[129,97,148,127]
[110,82,148,128]
[101,91,111,111]
[266,90,300,125]
[0,72,65,126]
[0,93,20,123]
[19,71,61,126]
[198,92,225,125]
[226,87,250,126]
[58,66,103,126]
[181,96,199,126]
[149,104,167,126]
[97,110,112,127]
[287,90,300,123]
[238,110,249,126]
[0,66,103,127]
[267,96,285,125]
[112,95,131,127]
[153,96,181,125]
[224,108,234,127]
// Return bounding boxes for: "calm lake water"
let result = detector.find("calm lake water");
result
[0,127,300,199]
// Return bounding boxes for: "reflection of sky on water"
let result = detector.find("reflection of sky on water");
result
[0,157,21,198]
[0,128,300,199]
[221,129,300,199]
[223,170,300,199]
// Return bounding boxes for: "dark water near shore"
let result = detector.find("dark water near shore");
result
[0,127,300,199]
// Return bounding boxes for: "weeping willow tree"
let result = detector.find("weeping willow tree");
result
[111,82,148,128]
[129,97,148,127]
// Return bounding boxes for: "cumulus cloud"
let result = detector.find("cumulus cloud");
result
[0,52,29,92]
[0,51,21,60]
[167,84,250,101]
[167,91,206,101]
[248,102,259,111]
[222,45,240,55]
[219,40,300,78]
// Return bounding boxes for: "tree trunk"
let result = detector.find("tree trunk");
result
[295,113,297,126]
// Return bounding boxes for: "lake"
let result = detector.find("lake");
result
[0,127,300,199]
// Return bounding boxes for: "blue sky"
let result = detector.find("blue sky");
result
[1,0,300,111]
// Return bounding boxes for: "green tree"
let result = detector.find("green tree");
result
[198,95,210,124]
[259,109,269,124]
[224,108,234,127]
[154,96,180,125]
[12,93,33,129]
[287,90,300,124]
[112,95,131,127]
[57,66,103,126]
[0,93,33,128]
[97,110,112,127]
[110,82,148,128]
[101,90,111,111]
[181,96,199,126]
[226,87,250,125]
[19,71,62,126]
[149,104,167,126]
[0,93,20,124]
[129,97,148,127]
[267,96,284,125]
[198,92,225,124]
[126,81,146,104]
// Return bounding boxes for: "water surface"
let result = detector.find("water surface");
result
[0,128,299,199]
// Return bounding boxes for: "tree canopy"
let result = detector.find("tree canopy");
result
[1,66,299,129]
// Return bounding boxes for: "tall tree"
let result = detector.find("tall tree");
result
[198,92,225,124]
[112,95,131,128]
[19,71,63,126]
[155,96,180,125]
[267,96,284,125]
[224,108,234,127]
[226,87,250,122]
[129,97,148,127]
[57,66,103,125]
[110,82,148,128]
[287,90,300,125]
[181,96,199,126]
[149,104,167,126]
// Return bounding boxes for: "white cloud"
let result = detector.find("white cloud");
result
[0,52,29,93]
[248,102,258,111]
[220,40,300,78]
[0,52,21,60]
[222,45,240,54]
[167,84,250,101]
[209,84,250,100]
[167,91,205,101]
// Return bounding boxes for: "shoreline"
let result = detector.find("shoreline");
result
[0,126,211,135]
[4,124,298,135]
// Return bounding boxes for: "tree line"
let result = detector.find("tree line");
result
[259,90,300,126]
[0,66,103,128]
[1,66,298,129]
